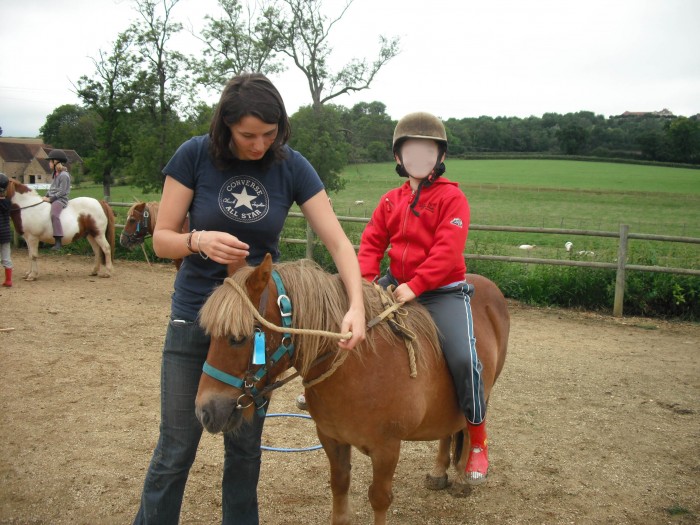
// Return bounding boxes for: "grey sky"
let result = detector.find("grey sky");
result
[1,0,698,138]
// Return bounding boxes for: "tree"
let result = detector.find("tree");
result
[76,31,140,198]
[194,0,285,89]
[289,104,350,193]
[127,0,194,189]
[667,117,700,163]
[342,101,394,162]
[264,0,400,109]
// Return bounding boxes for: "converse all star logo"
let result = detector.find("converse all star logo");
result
[219,176,269,223]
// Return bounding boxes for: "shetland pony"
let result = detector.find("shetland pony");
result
[7,178,115,280]
[195,254,509,525]
[120,201,187,270]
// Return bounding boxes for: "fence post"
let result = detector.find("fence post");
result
[305,222,315,260]
[613,224,629,317]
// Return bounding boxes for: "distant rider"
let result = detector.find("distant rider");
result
[42,149,71,250]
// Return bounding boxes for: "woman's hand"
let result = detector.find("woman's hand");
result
[196,230,250,265]
[338,305,366,351]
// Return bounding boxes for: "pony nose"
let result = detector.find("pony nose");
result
[195,403,216,432]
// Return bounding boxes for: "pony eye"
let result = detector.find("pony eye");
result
[228,335,248,346]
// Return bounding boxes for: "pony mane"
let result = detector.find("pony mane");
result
[8,179,35,197]
[199,259,442,377]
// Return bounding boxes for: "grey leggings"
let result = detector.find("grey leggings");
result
[378,273,486,424]
[50,200,64,237]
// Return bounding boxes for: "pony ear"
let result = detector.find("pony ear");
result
[246,253,272,296]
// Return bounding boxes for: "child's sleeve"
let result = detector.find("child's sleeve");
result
[358,197,391,282]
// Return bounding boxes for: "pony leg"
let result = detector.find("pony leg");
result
[24,236,40,281]
[368,441,401,525]
[87,236,111,278]
[317,431,352,525]
[86,237,101,276]
[93,234,113,277]
[425,436,451,490]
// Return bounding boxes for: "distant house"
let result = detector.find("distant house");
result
[617,108,676,119]
[0,138,83,185]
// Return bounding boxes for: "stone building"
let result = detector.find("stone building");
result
[0,138,82,185]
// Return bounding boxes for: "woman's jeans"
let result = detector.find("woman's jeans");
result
[378,274,486,424]
[133,318,266,525]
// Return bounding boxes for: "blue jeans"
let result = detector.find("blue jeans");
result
[134,318,266,525]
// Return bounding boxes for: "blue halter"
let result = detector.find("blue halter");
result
[202,270,294,417]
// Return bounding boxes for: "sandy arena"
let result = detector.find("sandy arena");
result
[1,252,698,524]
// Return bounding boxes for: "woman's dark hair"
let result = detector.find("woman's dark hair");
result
[209,73,291,169]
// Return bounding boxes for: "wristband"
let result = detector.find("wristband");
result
[186,229,197,253]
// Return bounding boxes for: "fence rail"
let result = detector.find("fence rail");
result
[108,204,700,317]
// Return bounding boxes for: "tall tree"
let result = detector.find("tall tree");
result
[127,0,194,189]
[194,0,285,89]
[76,31,139,198]
[264,0,400,109]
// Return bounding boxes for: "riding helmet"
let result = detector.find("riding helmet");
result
[47,149,69,163]
[392,112,448,157]
[0,172,8,190]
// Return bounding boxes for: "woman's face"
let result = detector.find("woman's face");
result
[229,115,279,161]
[397,138,440,179]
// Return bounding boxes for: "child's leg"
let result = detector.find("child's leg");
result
[418,284,485,425]
[418,284,489,483]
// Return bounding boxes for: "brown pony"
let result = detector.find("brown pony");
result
[119,201,188,269]
[7,178,115,280]
[195,254,509,525]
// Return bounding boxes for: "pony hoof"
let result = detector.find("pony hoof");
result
[425,474,449,491]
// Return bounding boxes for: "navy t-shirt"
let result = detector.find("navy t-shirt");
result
[164,135,325,319]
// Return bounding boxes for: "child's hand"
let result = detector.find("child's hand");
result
[392,283,416,303]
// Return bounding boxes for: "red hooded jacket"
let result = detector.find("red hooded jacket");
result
[358,177,470,297]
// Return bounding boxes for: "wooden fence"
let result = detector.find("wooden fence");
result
[109,204,700,317]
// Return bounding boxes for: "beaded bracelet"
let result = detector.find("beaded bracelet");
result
[196,230,209,260]
[186,229,197,253]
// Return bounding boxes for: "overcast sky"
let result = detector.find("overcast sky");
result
[1,0,699,138]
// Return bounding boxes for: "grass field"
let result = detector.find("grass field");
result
[74,159,700,266]
[69,159,699,317]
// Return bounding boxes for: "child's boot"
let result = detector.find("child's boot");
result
[52,236,63,250]
[465,421,489,485]
[2,268,11,287]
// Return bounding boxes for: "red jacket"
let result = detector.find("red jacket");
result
[358,177,470,297]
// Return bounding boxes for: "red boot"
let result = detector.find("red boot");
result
[2,268,11,287]
[465,421,489,485]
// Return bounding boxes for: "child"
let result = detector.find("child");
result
[357,112,489,484]
[42,149,71,250]
[0,173,13,287]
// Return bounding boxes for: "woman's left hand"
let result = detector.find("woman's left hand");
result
[338,306,366,350]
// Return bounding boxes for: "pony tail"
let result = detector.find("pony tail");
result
[100,200,116,262]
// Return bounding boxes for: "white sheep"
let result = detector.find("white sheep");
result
[518,244,536,250]
[565,241,573,252]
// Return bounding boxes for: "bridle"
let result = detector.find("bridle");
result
[202,270,296,417]
[121,204,151,245]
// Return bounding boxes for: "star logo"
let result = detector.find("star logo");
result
[219,176,269,223]
[232,187,256,210]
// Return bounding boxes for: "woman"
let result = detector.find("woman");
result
[42,149,71,250]
[133,73,365,525]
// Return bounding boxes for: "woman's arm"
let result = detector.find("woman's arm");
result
[300,191,366,350]
[153,176,250,264]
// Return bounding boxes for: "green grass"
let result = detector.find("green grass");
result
[69,159,700,318]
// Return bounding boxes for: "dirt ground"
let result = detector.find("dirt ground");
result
[1,251,698,525]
